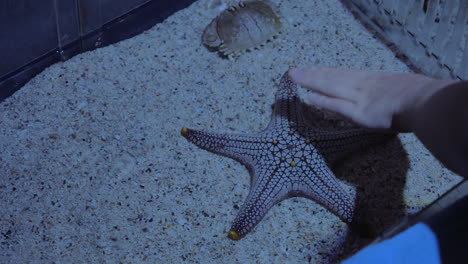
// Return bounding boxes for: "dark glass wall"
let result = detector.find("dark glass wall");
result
[0,0,196,101]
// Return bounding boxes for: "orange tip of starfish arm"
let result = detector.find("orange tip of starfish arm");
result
[180,127,190,137]
[227,230,240,240]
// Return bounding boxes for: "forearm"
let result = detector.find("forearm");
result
[407,81,468,178]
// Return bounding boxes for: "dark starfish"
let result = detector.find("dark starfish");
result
[181,70,392,240]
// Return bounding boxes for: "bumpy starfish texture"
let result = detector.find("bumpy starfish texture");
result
[181,70,392,240]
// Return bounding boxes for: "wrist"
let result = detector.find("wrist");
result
[392,78,454,132]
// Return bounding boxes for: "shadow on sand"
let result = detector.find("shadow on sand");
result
[297,101,410,264]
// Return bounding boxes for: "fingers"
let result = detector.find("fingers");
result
[289,67,360,100]
[308,93,378,128]
[307,92,356,118]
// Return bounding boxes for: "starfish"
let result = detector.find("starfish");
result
[181,70,392,240]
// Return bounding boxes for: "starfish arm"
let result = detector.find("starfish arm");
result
[298,162,356,223]
[228,165,290,240]
[181,127,274,166]
[301,127,395,165]
[266,70,306,131]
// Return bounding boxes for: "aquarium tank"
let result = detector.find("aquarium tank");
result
[0,0,466,263]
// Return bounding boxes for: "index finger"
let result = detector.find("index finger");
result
[289,67,359,101]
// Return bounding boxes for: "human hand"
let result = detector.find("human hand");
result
[289,67,453,132]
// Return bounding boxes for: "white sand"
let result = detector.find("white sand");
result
[0,0,462,263]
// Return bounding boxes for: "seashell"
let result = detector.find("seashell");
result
[202,0,282,58]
